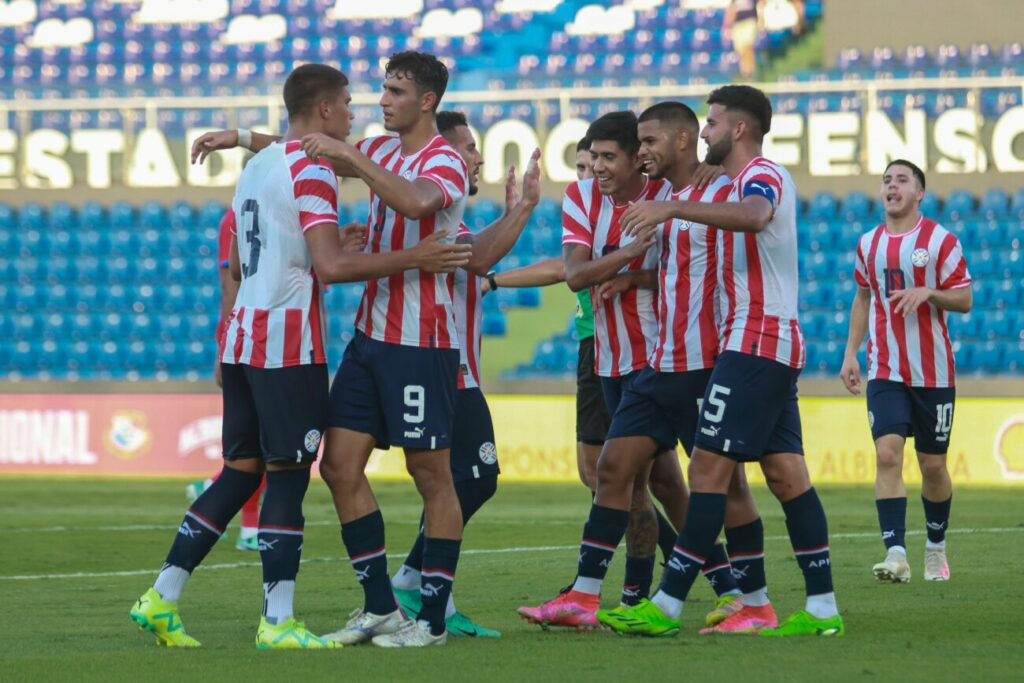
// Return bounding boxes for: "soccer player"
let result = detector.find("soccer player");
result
[840,159,972,583]
[516,111,688,629]
[390,110,542,638]
[184,209,266,552]
[604,85,844,637]
[130,63,468,650]
[295,52,473,648]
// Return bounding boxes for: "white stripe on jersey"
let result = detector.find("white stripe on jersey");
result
[562,177,670,377]
[221,140,332,368]
[651,176,732,372]
[354,135,468,350]
[855,216,971,388]
[717,156,805,369]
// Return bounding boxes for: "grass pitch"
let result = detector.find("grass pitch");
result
[2,478,1022,682]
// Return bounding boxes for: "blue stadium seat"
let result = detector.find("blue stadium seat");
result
[840,192,874,221]
[943,191,976,221]
[806,193,839,220]
[482,312,507,336]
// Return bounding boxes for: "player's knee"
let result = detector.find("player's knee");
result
[875,446,903,474]
[918,454,948,481]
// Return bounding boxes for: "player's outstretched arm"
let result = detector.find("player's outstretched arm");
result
[302,133,448,219]
[839,287,871,395]
[464,149,542,275]
[562,224,658,293]
[485,258,565,292]
[191,130,358,177]
[304,225,471,284]
[621,195,774,236]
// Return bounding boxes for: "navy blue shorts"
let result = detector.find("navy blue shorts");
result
[328,331,459,450]
[450,388,500,482]
[576,337,611,445]
[693,351,804,462]
[600,370,641,416]
[607,366,713,455]
[866,379,956,455]
[221,362,328,465]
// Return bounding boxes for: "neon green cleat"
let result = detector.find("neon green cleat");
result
[759,610,845,637]
[256,617,341,649]
[129,587,201,647]
[705,593,744,627]
[446,611,501,638]
[596,598,680,637]
[393,587,422,620]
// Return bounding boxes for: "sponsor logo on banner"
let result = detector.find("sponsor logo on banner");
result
[105,411,152,460]
[995,415,1024,480]
[178,416,223,460]
[0,409,97,466]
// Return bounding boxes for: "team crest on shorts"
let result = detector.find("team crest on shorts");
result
[911,248,930,267]
[304,429,322,453]
[478,441,498,465]
[868,411,875,428]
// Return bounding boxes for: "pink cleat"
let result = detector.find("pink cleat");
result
[517,590,601,630]
[699,603,778,635]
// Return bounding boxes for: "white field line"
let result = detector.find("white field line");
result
[1,527,1021,582]
[3,519,579,534]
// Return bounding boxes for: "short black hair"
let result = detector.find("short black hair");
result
[707,85,772,138]
[283,63,349,119]
[884,158,926,189]
[385,51,449,110]
[575,135,591,153]
[586,111,639,157]
[436,110,468,140]
[638,101,700,135]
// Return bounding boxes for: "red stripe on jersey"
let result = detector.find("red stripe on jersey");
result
[363,136,391,158]
[418,214,439,347]
[761,316,780,359]
[788,320,803,367]
[250,309,269,368]
[699,225,719,366]
[722,233,737,333]
[885,233,912,383]
[384,213,407,345]
[233,307,246,363]
[283,308,302,367]
[913,224,937,385]
[293,178,335,202]
[466,276,480,385]
[309,271,325,364]
[622,289,647,374]
[739,232,764,355]
[670,227,692,363]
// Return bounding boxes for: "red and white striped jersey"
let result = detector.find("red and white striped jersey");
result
[354,135,468,349]
[716,157,806,369]
[451,224,483,390]
[562,177,671,378]
[220,140,333,368]
[855,216,971,388]
[650,176,733,372]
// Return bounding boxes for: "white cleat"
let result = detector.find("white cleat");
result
[372,619,446,648]
[323,608,408,645]
[924,547,950,581]
[873,548,911,583]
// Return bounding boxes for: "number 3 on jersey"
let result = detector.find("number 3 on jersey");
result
[240,199,262,278]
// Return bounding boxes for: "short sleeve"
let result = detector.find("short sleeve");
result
[854,238,870,288]
[420,150,468,210]
[561,182,593,249]
[218,210,235,268]
[741,164,782,209]
[456,223,473,239]
[293,160,340,233]
[936,233,972,290]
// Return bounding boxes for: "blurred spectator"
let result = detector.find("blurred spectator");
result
[762,0,807,35]
[723,0,760,78]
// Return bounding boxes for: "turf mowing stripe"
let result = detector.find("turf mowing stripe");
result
[2,527,1022,581]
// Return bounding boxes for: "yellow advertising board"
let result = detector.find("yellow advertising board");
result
[365,396,1024,486]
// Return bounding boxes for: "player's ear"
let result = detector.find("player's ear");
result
[421,91,438,114]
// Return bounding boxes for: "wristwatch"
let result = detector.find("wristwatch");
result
[486,271,499,290]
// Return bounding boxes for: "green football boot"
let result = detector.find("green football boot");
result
[256,617,341,649]
[393,587,423,620]
[446,611,501,638]
[596,598,680,637]
[759,610,845,637]
[129,587,201,647]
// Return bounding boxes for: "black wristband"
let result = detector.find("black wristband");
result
[486,271,499,290]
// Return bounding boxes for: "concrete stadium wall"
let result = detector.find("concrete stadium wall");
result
[823,0,1023,64]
